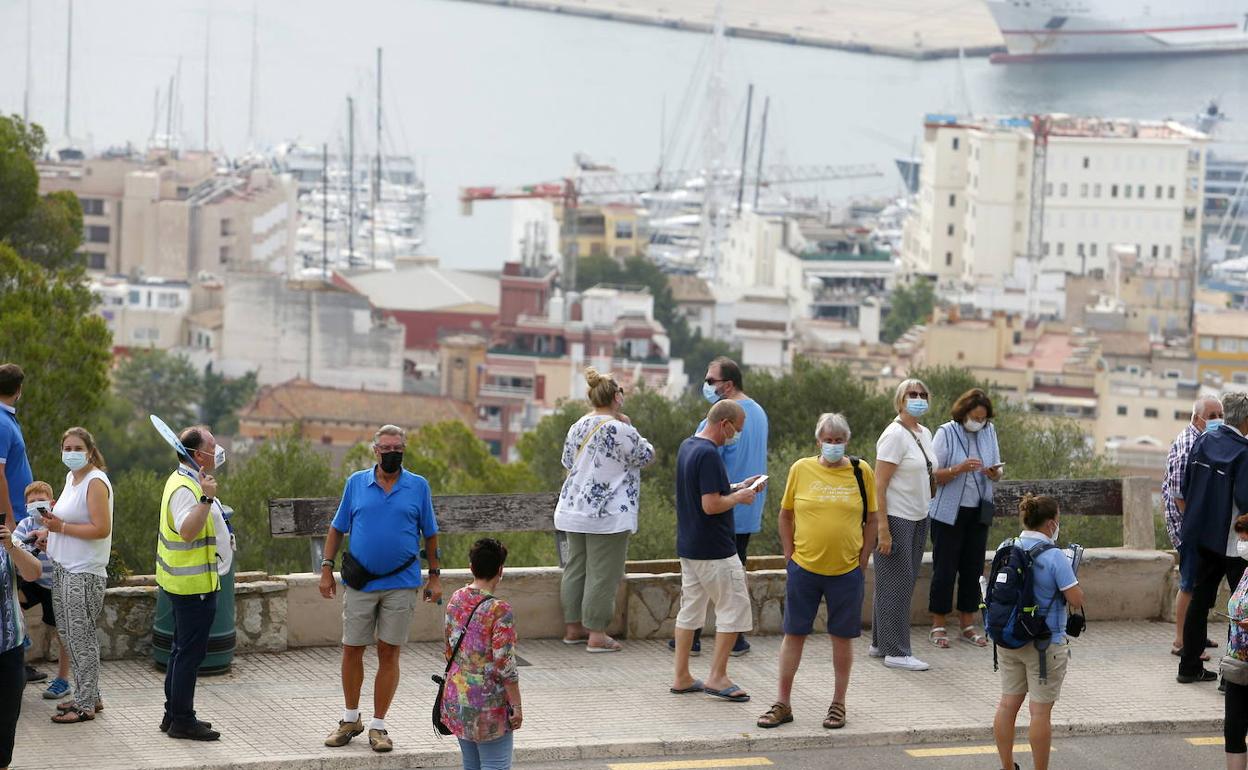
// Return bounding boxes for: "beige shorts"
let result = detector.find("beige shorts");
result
[998,638,1071,704]
[676,556,754,634]
[342,586,419,647]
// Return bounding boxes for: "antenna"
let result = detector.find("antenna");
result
[203,8,211,152]
[23,0,32,124]
[736,83,754,215]
[64,0,73,139]
[247,2,259,150]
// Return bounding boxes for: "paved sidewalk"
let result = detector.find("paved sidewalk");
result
[14,621,1223,770]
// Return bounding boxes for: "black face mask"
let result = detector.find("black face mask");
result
[379,451,404,474]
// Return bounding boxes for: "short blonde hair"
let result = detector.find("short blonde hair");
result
[24,481,54,501]
[584,367,621,408]
[893,378,930,413]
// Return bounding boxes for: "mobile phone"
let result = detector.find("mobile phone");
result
[1214,610,1241,622]
[989,462,1005,470]
[748,475,769,491]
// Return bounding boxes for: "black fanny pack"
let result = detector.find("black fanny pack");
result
[340,550,418,591]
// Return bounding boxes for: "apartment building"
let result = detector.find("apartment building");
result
[903,114,1207,290]
[1196,310,1248,386]
[37,148,297,280]
[1065,244,1195,337]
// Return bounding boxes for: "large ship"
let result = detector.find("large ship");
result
[985,0,1248,61]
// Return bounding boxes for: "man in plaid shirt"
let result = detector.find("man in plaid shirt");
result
[1164,395,1223,657]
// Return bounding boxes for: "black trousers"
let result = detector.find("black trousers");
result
[1228,681,1248,754]
[929,505,990,616]
[1181,547,1247,676]
[735,533,751,566]
[0,644,25,767]
[164,589,218,729]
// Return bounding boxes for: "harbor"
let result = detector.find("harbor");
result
[449,0,1006,59]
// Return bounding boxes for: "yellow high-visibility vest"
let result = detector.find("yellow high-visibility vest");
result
[155,471,220,595]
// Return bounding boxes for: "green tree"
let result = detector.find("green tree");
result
[0,116,40,236]
[882,277,936,343]
[200,367,257,435]
[92,391,178,477]
[0,245,112,483]
[113,348,203,427]
[0,117,85,271]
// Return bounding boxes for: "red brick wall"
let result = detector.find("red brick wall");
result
[383,309,498,349]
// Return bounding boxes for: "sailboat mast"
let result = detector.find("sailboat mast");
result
[736,83,754,215]
[203,9,211,152]
[247,2,259,150]
[64,0,73,139]
[753,96,769,210]
[23,0,32,123]
[322,143,329,277]
[372,47,382,269]
[347,96,356,263]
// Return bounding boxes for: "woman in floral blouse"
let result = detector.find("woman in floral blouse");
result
[442,538,521,770]
[555,368,655,653]
[1224,515,1248,770]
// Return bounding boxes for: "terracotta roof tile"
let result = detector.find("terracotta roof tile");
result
[239,378,475,431]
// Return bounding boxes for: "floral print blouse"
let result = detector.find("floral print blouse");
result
[1231,570,1248,662]
[440,586,519,742]
[555,414,655,535]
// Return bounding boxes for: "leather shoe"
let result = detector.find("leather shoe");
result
[1176,669,1218,684]
[160,714,213,733]
[167,721,221,741]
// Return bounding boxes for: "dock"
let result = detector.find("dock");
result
[447,0,1006,60]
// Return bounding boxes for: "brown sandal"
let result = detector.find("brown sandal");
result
[51,706,94,723]
[57,699,103,713]
[756,702,793,728]
[823,701,846,729]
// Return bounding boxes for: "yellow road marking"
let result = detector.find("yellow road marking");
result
[607,759,774,770]
[906,744,1036,758]
[1188,737,1225,746]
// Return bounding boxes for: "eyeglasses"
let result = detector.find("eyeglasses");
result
[376,445,405,453]
[906,391,929,399]
[705,378,725,386]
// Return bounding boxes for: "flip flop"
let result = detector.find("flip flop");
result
[587,639,622,653]
[670,679,704,695]
[561,638,588,645]
[1171,644,1211,661]
[704,684,750,703]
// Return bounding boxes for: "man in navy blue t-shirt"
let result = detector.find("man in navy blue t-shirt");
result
[670,400,765,703]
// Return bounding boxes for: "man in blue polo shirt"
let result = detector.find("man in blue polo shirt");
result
[319,424,441,754]
[0,364,34,533]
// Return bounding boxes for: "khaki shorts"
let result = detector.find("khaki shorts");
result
[676,556,754,634]
[342,586,419,647]
[999,638,1071,704]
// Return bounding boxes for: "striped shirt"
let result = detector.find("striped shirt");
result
[0,548,27,654]
[1162,423,1201,549]
[14,516,53,589]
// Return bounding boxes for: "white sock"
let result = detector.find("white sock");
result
[343,708,360,723]
[370,717,386,731]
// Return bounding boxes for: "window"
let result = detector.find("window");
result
[1056,243,1065,257]
[1083,156,1090,169]
[949,193,956,207]
[1164,245,1172,259]
[1125,185,1132,199]
[947,223,955,236]
[1059,183,1068,197]
[219,246,231,263]
[1200,337,1215,351]
[1137,185,1145,199]
[80,198,105,216]
[1080,183,1088,198]
[1219,337,1239,353]
[127,290,141,306]
[1168,185,1176,199]
[220,218,234,237]
[1090,243,1098,257]
[87,253,106,270]
[1045,182,1053,197]
[614,221,634,239]
[945,251,953,266]
[952,137,960,150]
[1234,372,1248,385]
[1117,405,1128,416]
[156,292,181,309]
[85,225,110,243]
[1155,185,1163,199]
[1151,244,1159,258]
[1094,183,1102,197]
[1145,408,1159,419]
[1043,242,1051,256]
[1111,184,1119,198]
[1174,410,1186,421]
[1077,243,1086,257]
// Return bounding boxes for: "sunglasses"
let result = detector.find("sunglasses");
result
[705,378,725,386]
[906,391,929,399]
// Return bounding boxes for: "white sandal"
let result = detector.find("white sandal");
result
[959,625,988,647]
[928,627,950,649]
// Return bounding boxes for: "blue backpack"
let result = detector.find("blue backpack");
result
[983,539,1056,676]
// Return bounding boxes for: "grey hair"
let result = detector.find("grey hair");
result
[373,424,407,445]
[1225,392,1248,431]
[815,412,851,441]
[1193,395,1223,420]
[894,378,930,413]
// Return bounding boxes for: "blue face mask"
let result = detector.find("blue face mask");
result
[62,451,88,471]
[905,398,929,417]
[1206,418,1225,433]
[702,381,721,404]
[821,442,846,463]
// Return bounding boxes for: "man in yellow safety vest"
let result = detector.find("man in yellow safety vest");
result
[156,425,228,742]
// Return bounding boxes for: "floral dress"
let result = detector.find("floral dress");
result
[1231,571,1248,662]
[440,586,519,743]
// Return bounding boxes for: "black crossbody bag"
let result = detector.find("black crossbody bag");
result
[431,597,493,736]
[340,550,418,592]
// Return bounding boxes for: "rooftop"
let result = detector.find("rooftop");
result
[1196,310,1248,338]
[238,378,474,429]
[927,113,1206,142]
[340,265,500,313]
[1003,332,1077,373]
[667,274,715,304]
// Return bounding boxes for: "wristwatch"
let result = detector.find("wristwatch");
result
[199,495,214,505]
[428,568,441,576]
[320,558,335,569]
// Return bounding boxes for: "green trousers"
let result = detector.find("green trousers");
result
[560,530,630,631]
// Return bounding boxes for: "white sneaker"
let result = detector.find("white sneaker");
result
[867,645,884,658]
[884,655,930,671]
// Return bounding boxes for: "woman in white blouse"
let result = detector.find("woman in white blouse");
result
[556,368,655,653]
[42,427,113,723]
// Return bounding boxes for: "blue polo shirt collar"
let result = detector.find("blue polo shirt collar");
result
[0,403,14,415]
[366,466,412,491]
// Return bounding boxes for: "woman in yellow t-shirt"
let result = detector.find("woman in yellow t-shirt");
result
[756,413,879,732]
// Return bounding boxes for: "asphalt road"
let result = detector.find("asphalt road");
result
[483,732,1227,770]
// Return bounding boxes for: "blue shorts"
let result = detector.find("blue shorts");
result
[783,562,864,638]
[1177,545,1196,593]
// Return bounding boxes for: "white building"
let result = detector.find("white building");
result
[903,113,1207,289]
[94,276,192,350]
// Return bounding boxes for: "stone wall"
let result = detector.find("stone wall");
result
[23,550,1180,661]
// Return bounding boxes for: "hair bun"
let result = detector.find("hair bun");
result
[584,366,603,387]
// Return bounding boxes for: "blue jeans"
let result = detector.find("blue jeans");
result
[163,589,218,729]
[458,731,514,770]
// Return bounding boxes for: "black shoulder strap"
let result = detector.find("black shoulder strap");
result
[849,456,868,524]
[445,597,492,674]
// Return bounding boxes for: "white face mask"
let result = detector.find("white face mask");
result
[1238,539,1248,560]
[964,419,985,432]
[1051,523,1060,543]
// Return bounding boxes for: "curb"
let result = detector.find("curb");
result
[198,717,1225,769]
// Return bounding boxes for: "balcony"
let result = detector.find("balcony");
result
[478,383,533,399]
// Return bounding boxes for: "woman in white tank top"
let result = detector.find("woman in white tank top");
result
[42,427,113,723]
